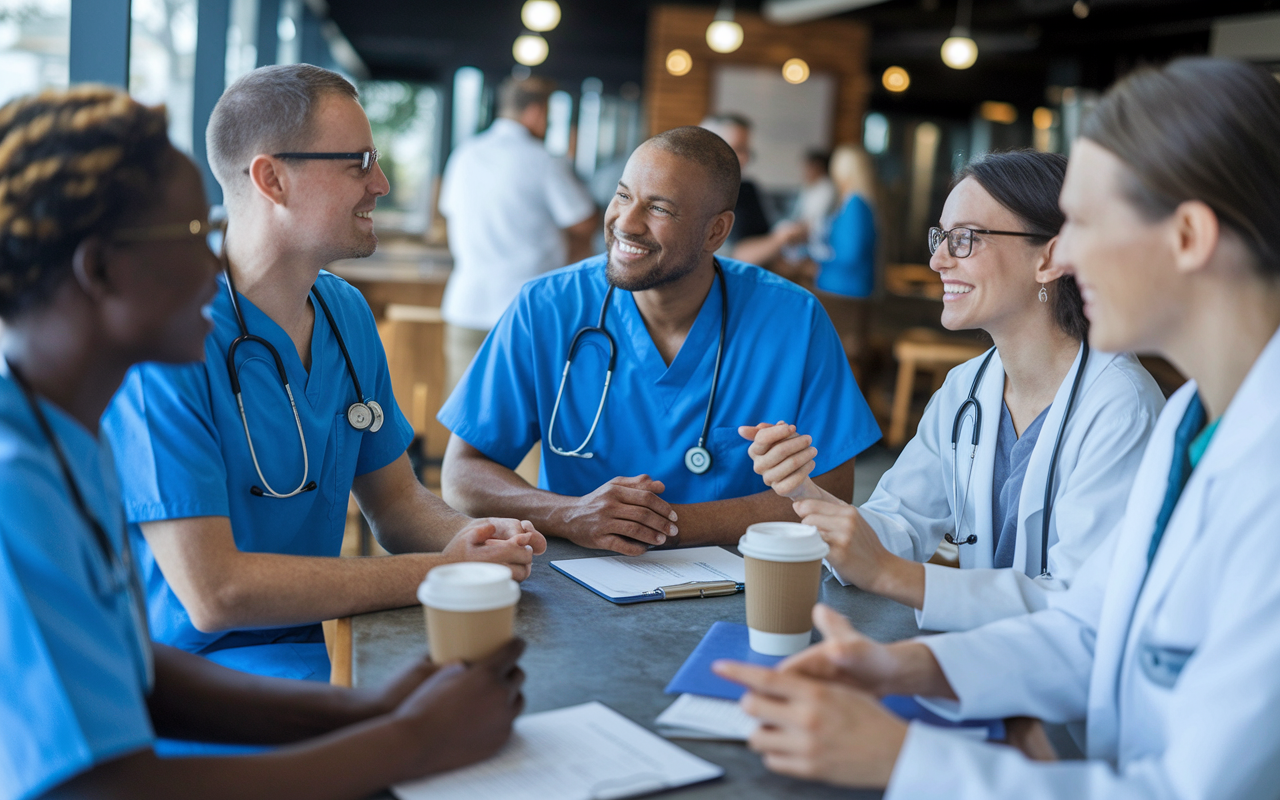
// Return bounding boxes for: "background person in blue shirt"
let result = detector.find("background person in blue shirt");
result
[0,86,523,800]
[439,126,880,555]
[103,65,545,685]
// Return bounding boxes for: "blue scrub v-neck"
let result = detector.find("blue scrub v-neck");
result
[616,270,723,413]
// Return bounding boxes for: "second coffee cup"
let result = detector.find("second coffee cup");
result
[738,522,829,656]
[417,562,520,663]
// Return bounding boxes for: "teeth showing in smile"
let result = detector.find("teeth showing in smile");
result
[355,211,372,219]
[615,241,648,255]
[943,283,973,294]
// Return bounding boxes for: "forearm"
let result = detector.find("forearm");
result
[442,447,575,535]
[868,556,926,610]
[190,550,443,631]
[732,234,785,268]
[668,489,799,546]
[880,640,956,700]
[147,644,376,744]
[45,714,421,800]
[366,480,470,553]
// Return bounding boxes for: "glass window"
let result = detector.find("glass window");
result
[452,66,484,148]
[129,0,198,154]
[361,81,441,234]
[0,0,70,107]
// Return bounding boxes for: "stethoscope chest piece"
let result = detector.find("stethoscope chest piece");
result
[684,445,712,475]
[347,399,384,432]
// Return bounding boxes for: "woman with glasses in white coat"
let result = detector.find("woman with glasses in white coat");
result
[742,150,1165,633]
[718,57,1280,800]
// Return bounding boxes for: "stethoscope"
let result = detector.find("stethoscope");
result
[947,341,1090,577]
[223,269,384,498]
[8,360,155,689]
[547,261,727,475]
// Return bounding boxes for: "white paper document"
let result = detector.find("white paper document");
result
[550,546,745,601]
[655,694,759,741]
[391,702,723,800]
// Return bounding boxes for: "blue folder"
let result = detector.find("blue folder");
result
[665,622,1005,740]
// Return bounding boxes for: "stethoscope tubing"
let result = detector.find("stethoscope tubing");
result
[222,270,370,498]
[947,342,1090,578]
[547,261,727,471]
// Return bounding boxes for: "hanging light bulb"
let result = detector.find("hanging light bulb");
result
[666,49,693,77]
[782,58,810,84]
[706,5,744,54]
[941,35,978,69]
[941,0,978,70]
[882,66,910,92]
[513,33,549,66]
[521,0,561,32]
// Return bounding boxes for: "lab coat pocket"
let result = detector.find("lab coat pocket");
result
[1138,641,1195,689]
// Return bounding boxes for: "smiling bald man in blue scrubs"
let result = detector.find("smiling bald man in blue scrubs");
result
[439,126,880,555]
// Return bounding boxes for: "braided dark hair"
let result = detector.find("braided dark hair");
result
[0,85,171,319]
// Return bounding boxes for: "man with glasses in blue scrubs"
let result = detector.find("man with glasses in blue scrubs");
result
[103,65,545,692]
[439,126,880,555]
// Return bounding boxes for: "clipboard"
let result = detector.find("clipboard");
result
[549,546,746,604]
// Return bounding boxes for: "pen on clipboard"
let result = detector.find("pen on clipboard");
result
[645,580,742,600]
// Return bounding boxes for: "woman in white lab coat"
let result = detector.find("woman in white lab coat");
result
[718,57,1280,799]
[743,150,1165,632]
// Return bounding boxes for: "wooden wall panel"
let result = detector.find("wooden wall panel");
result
[645,6,871,146]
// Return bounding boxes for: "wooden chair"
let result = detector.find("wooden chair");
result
[887,328,988,448]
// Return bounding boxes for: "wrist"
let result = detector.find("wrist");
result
[887,641,953,699]
[873,557,925,610]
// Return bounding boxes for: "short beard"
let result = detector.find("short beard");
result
[605,245,699,292]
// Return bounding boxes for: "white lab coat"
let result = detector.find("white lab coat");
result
[854,346,1164,632]
[887,327,1280,800]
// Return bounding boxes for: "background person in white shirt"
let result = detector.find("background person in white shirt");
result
[439,76,598,392]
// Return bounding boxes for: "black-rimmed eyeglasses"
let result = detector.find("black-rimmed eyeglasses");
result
[273,148,379,174]
[929,226,1046,258]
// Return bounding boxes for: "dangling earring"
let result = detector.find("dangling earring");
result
[1038,285,1048,303]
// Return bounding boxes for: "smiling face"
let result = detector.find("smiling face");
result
[275,93,390,263]
[103,152,220,364]
[1055,139,1185,354]
[931,177,1052,335]
[603,143,731,292]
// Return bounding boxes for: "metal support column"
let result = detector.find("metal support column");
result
[69,0,130,87]
[193,0,232,205]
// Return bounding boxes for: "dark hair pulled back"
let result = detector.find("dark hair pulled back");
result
[957,149,1087,341]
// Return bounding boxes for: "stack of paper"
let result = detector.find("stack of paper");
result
[656,693,758,741]
[392,702,723,800]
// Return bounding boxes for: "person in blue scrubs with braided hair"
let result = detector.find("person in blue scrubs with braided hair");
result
[439,125,881,555]
[102,65,544,690]
[0,85,523,800]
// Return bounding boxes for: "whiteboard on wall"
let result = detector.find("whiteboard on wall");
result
[712,65,836,191]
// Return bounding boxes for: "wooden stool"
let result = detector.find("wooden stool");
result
[888,328,988,448]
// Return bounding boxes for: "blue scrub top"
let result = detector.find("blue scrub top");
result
[0,365,154,800]
[815,194,876,299]
[103,271,413,658]
[438,256,880,502]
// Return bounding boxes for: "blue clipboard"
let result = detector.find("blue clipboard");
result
[666,622,1006,740]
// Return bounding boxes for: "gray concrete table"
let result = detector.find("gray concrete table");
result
[354,538,922,799]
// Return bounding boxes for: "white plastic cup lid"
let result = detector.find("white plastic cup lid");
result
[738,521,829,562]
[417,562,520,612]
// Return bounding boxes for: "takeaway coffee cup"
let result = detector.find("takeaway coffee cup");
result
[417,562,520,663]
[738,522,829,656]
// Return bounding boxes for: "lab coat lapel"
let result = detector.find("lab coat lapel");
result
[1011,346,1118,576]
[616,271,723,414]
[957,350,1002,569]
[1120,330,1280,691]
